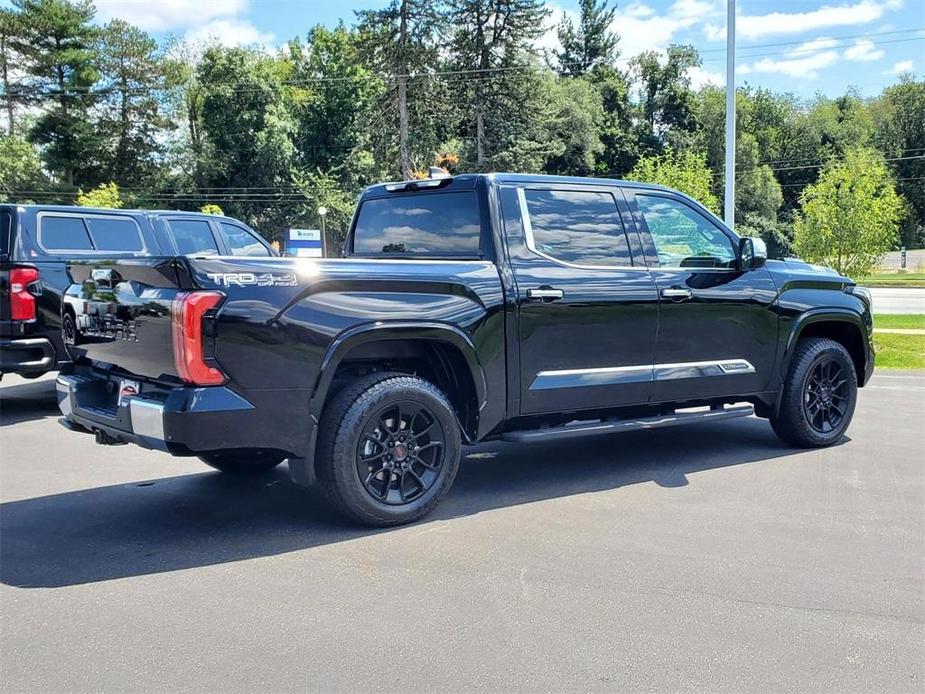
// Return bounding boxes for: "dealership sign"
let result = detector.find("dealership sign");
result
[286,228,324,257]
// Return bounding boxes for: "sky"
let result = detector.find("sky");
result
[60,0,925,96]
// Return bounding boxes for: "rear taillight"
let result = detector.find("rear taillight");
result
[171,291,226,385]
[10,267,39,321]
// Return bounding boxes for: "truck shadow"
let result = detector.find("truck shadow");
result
[0,378,60,427]
[0,416,837,589]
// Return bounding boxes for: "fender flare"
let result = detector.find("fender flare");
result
[780,308,870,383]
[307,321,488,422]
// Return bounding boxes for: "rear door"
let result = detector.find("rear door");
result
[499,182,659,415]
[624,189,778,403]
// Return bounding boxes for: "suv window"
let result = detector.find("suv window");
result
[85,217,144,252]
[39,216,94,251]
[635,194,736,269]
[169,219,219,255]
[353,192,481,256]
[522,188,632,267]
[220,222,270,257]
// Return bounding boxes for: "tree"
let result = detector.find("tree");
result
[0,8,24,134]
[793,148,903,276]
[554,0,618,77]
[289,25,381,175]
[97,19,172,187]
[734,132,782,223]
[356,1,446,179]
[630,45,700,151]
[76,181,123,208]
[11,0,101,186]
[449,0,550,168]
[200,203,223,215]
[195,46,298,237]
[627,149,719,213]
[542,74,604,175]
[0,133,45,201]
[593,64,637,175]
[871,77,925,248]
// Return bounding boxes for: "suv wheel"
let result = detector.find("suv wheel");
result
[770,337,858,448]
[316,372,461,527]
[198,449,287,474]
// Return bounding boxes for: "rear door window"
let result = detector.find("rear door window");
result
[85,217,145,252]
[521,188,633,267]
[1,211,11,259]
[39,216,94,251]
[168,219,220,255]
[219,222,271,256]
[353,192,482,256]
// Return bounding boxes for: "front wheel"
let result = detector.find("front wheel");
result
[316,372,461,527]
[770,337,858,448]
[197,449,287,474]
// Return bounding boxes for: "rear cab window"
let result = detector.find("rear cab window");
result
[351,191,482,258]
[38,213,146,254]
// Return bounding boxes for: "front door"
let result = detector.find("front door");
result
[625,190,779,404]
[499,183,659,415]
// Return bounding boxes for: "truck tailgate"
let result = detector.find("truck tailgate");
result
[65,258,188,381]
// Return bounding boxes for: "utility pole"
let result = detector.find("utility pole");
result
[724,0,736,229]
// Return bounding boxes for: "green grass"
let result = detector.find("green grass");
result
[858,272,925,288]
[874,333,925,369]
[873,314,925,330]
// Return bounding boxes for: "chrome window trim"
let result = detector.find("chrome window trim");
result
[37,211,148,256]
[517,187,648,272]
[530,358,755,390]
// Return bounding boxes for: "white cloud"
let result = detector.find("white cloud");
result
[889,59,914,73]
[184,18,275,48]
[739,38,842,79]
[93,0,248,32]
[843,39,885,61]
[688,65,724,89]
[610,0,723,62]
[735,0,903,41]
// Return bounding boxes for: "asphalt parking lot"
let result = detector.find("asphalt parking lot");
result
[1,372,923,693]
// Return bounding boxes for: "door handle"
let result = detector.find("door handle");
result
[527,287,564,301]
[661,287,692,300]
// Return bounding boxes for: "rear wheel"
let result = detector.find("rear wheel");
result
[770,337,858,448]
[197,449,287,474]
[316,372,461,527]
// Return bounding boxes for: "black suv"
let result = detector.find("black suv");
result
[0,205,275,379]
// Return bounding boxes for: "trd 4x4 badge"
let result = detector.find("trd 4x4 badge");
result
[205,272,298,287]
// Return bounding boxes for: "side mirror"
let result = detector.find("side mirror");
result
[739,236,767,270]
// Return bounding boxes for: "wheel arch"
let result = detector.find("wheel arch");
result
[782,310,871,387]
[309,322,487,441]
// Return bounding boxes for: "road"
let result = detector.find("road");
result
[1,372,923,693]
[868,287,925,314]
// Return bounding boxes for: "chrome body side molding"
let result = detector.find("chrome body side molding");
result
[530,359,755,390]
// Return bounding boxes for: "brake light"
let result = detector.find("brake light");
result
[10,267,39,321]
[171,291,225,385]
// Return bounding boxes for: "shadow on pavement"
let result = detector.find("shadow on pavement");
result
[0,411,821,588]
[0,378,59,427]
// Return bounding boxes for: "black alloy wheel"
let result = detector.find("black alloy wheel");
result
[356,401,446,506]
[802,357,850,434]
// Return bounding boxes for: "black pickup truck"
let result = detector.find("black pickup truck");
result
[55,173,874,526]
[1,205,276,379]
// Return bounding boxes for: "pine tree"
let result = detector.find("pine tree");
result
[356,1,446,179]
[10,0,101,186]
[97,19,171,187]
[555,0,619,77]
[0,9,24,134]
[449,0,550,168]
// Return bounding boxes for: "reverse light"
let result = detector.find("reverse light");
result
[10,267,39,321]
[171,291,226,385]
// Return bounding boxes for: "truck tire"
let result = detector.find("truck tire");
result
[316,372,461,527]
[197,449,287,474]
[770,337,858,448]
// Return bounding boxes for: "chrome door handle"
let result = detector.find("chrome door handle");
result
[527,288,564,301]
[661,287,692,300]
